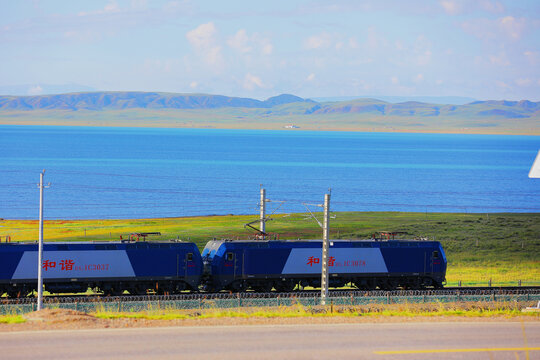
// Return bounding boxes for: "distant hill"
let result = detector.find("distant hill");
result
[312,95,477,105]
[0,92,313,111]
[0,92,538,135]
[310,98,540,119]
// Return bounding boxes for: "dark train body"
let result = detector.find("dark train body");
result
[0,241,202,297]
[0,238,446,297]
[202,239,446,292]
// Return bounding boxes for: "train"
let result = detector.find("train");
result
[0,237,446,297]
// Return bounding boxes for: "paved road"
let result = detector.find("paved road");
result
[1,322,539,360]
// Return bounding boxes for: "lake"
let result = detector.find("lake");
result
[0,125,539,219]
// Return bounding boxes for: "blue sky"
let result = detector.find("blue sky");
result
[1,0,540,100]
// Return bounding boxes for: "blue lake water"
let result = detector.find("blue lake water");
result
[0,125,539,219]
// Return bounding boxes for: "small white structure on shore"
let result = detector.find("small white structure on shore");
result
[284,124,299,129]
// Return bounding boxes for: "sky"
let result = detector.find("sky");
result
[1,0,540,101]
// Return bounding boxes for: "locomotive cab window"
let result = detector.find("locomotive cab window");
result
[433,251,439,259]
[187,253,193,261]
[226,252,234,261]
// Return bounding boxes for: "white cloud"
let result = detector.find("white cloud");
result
[186,22,223,67]
[417,50,432,66]
[262,43,273,55]
[440,0,462,15]
[515,78,532,87]
[228,29,251,53]
[227,29,273,56]
[489,52,510,66]
[498,16,525,40]
[305,33,361,52]
[414,74,424,83]
[130,0,148,10]
[190,81,198,89]
[479,0,504,13]
[306,73,315,81]
[186,22,216,49]
[524,50,540,64]
[414,35,432,65]
[78,1,120,16]
[440,0,504,15]
[104,1,119,12]
[461,16,527,41]
[304,33,332,49]
[27,85,43,95]
[391,76,399,85]
[243,73,264,90]
[496,80,510,89]
[366,27,380,49]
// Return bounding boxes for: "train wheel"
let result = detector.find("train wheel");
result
[253,282,273,292]
[387,278,400,290]
[275,279,296,292]
[130,284,148,295]
[174,282,186,293]
[422,277,433,288]
[364,278,376,290]
[376,278,388,290]
[105,286,124,296]
[229,280,246,292]
[6,290,21,299]
[408,278,422,290]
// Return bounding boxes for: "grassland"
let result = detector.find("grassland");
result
[2,102,540,135]
[92,302,540,320]
[1,212,539,286]
[2,302,538,326]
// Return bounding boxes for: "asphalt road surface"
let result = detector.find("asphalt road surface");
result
[1,322,539,360]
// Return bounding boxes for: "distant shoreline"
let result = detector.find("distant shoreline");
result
[3,211,539,222]
[1,92,539,136]
[1,122,538,136]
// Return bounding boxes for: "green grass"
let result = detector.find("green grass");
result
[92,302,540,320]
[1,212,539,286]
[0,315,26,324]
[2,105,539,135]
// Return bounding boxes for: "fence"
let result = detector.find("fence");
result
[1,292,539,315]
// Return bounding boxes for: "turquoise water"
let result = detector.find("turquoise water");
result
[0,125,539,219]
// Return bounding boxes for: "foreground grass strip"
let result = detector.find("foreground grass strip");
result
[92,303,540,320]
[0,315,26,324]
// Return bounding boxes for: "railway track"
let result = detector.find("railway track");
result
[2,286,539,305]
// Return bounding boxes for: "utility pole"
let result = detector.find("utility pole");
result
[321,192,331,305]
[37,170,46,311]
[260,187,266,240]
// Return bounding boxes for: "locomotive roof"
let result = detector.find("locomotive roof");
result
[0,240,190,245]
[204,238,441,246]
[209,238,434,243]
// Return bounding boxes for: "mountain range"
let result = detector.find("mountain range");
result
[0,92,538,134]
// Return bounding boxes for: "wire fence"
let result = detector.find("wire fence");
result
[1,292,539,315]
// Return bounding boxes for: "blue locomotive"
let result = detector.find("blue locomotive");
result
[202,239,446,292]
[0,241,202,297]
[0,237,446,297]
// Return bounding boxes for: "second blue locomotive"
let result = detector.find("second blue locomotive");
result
[202,239,446,292]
